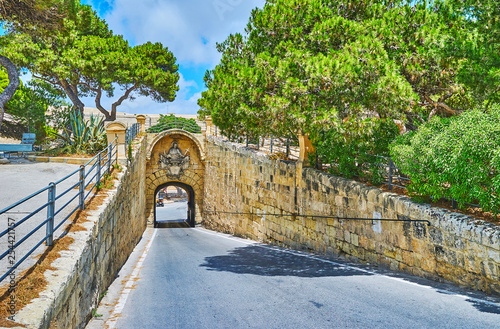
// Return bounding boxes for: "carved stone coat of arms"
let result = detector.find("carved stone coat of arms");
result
[158,141,191,178]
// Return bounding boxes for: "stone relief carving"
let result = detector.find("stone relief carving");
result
[158,140,191,177]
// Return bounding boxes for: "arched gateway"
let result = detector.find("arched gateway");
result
[145,129,205,226]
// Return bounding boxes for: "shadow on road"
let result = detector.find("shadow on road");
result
[200,244,372,278]
[200,243,500,315]
[156,220,190,228]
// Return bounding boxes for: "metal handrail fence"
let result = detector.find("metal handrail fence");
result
[367,155,411,191]
[244,136,299,160]
[125,123,140,145]
[0,138,118,284]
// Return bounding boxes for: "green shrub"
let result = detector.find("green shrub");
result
[312,117,399,184]
[147,114,201,134]
[390,107,500,213]
[50,111,107,154]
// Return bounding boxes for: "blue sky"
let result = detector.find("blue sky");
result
[78,0,265,115]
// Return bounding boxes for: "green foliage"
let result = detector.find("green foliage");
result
[50,111,106,154]
[390,107,500,213]
[199,0,468,140]
[47,105,74,132]
[127,143,133,161]
[1,0,179,120]
[0,70,69,141]
[443,0,500,108]
[91,309,103,318]
[146,115,201,134]
[313,118,399,183]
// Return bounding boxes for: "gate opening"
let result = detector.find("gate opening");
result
[154,182,195,228]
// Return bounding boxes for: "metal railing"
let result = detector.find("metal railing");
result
[125,123,140,145]
[0,138,118,284]
[367,155,411,191]
[215,133,300,161]
[246,136,300,160]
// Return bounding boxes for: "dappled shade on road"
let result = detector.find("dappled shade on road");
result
[200,244,373,278]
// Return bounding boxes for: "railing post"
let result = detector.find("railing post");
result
[286,138,290,158]
[46,183,56,246]
[79,165,85,210]
[246,135,249,147]
[115,140,118,165]
[97,152,102,186]
[107,143,112,174]
[270,136,273,154]
[388,158,394,191]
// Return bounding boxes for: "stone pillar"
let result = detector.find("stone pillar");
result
[296,134,316,213]
[136,115,146,133]
[205,117,214,137]
[105,121,127,158]
[298,133,315,168]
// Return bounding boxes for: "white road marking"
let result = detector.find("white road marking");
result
[105,229,158,329]
[194,227,258,245]
[104,226,499,326]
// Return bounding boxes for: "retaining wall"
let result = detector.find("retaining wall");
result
[13,136,148,328]
[203,136,500,295]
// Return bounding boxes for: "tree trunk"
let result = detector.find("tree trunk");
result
[0,55,20,129]
[109,84,137,122]
[95,87,112,121]
[59,79,85,116]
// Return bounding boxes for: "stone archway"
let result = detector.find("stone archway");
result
[145,129,205,225]
[154,182,196,227]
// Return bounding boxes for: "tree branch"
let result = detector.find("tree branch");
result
[0,55,20,128]
[94,87,111,120]
[110,83,138,121]
[423,94,456,120]
[32,74,58,86]
[59,78,85,115]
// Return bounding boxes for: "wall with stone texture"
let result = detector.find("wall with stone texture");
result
[203,136,500,295]
[14,136,148,329]
[145,130,205,224]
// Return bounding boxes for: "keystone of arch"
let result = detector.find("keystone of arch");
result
[146,129,205,161]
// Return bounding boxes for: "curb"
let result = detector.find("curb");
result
[26,155,92,165]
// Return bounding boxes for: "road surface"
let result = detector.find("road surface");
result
[156,200,188,222]
[0,159,82,282]
[88,228,500,328]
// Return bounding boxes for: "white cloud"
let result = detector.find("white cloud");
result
[177,73,198,99]
[82,0,265,115]
[103,0,264,66]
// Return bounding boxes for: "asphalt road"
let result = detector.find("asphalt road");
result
[156,200,188,223]
[90,225,500,329]
[0,159,82,282]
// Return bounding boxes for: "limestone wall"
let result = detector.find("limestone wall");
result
[203,136,500,295]
[14,136,148,329]
[145,130,205,224]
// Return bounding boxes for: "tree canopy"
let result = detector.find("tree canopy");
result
[0,69,69,139]
[0,0,75,128]
[1,1,179,121]
[198,0,494,139]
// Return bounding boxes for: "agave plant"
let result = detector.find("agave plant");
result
[50,111,106,154]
